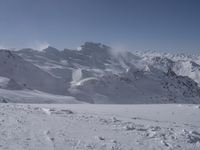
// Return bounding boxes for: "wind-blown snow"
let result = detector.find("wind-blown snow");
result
[72,69,82,84]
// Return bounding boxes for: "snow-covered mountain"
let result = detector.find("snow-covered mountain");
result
[0,50,69,95]
[0,42,200,104]
[135,50,200,86]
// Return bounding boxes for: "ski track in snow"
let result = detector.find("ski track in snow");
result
[0,104,200,150]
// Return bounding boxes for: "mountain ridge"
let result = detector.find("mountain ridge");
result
[0,42,200,104]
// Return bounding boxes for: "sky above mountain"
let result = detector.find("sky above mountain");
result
[0,0,199,53]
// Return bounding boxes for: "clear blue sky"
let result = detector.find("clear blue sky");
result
[0,0,200,53]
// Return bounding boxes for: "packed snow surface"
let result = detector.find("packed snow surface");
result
[0,104,200,150]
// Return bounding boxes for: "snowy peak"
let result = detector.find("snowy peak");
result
[43,46,60,53]
[42,46,61,61]
[80,42,111,54]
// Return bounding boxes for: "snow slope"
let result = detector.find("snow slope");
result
[0,50,69,95]
[0,89,83,104]
[0,104,200,150]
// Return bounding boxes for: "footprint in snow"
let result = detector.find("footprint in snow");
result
[95,136,105,141]
[161,140,170,147]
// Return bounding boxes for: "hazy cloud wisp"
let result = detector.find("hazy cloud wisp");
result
[32,41,50,51]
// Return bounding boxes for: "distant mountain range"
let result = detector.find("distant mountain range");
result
[0,42,200,104]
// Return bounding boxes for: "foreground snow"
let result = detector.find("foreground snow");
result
[0,104,200,150]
